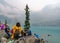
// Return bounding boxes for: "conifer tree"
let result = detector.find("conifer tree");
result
[5,20,7,25]
[24,4,30,31]
[0,21,1,25]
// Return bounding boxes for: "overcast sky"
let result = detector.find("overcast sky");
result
[0,0,60,26]
[5,0,60,11]
[0,0,60,17]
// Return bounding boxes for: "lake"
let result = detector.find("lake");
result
[30,26,60,43]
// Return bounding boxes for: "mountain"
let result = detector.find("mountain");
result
[0,15,19,27]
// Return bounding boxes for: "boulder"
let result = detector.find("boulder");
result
[0,30,7,43]
[1,37,8,43]
[25,36,36,43]
[16,36,37,43]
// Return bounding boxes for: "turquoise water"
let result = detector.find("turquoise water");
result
[30,26,60,43]
[10,25,60,43]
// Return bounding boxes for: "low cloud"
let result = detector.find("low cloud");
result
[0,0,23,18]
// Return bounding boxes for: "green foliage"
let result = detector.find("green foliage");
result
[24,4,30,31]
[0,21,1,25]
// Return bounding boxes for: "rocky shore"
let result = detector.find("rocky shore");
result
[0,30,45,43]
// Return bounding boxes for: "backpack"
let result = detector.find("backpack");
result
[14,29,20,39]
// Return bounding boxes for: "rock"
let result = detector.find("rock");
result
[0,34,45,43]
[13,36,36,43]
[18,38,25,43]
[0,30,6,43]
[25,36,36,43]
[14,38,25,43]
[0,30,6,37]
[1,37,8,43]
[18,36,37,43]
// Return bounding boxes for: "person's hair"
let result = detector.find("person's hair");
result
[16,22,21,27]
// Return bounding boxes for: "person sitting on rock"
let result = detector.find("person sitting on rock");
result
[34,33,40,43]
[11,22,23,39]
[0,21,2,30]
[34,33,39,39]
[0,21,5,30]
[4,24,10,39]
[26,29,32,36]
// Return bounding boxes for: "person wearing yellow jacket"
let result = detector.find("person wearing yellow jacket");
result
[11,22,23,39]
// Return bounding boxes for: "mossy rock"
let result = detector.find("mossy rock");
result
[3,34,8,38]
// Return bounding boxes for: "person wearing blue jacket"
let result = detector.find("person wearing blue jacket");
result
[5,24,10,39]
[26,29,32,36]
[34,33,40,43]
[34,33,39,38]
[28,30,32,35]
